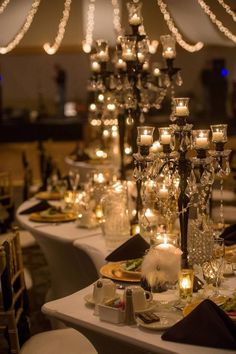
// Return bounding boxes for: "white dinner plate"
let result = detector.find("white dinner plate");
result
[84,293,95,306]
[136,310,182,331]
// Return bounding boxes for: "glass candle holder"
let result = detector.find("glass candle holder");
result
[192,129,210,150]
[160,34,176,59]
[127,1,142,26]
[158,183,168,199]
[137,126,155,146]
[121,37,136,61]
[150,231,178,247]
[178,268,194,300]
[137,39,149,63]
[96,39,109,62]
[173,98,190,117]
[210,124,228,143]
[159,127,172,145]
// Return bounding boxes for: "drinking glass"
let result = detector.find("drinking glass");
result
[202,237,225,296]
[68,169,80,192]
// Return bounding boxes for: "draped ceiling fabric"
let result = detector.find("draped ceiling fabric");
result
[0,0,235,49]
[166,0,234,46]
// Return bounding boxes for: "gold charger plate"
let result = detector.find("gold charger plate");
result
[100,262,141,283]
[29,211,76,223]
[35,191,62,200]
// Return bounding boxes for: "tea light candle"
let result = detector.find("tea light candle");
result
[153,67,160,76]
[123,50,135,61]
[140,134,152,145]
[155,236,176,251]
[195,137,208,149]
[97,50,108,62]
[91,61,101,72]
[96,173,105,184]
[163,47,175,59]
[129,13,141,26]
[175,105,188,116]
[178,269,194,300]
[160,131,171,145]
[116,59,127,70]
[137,52,145,63]
[159,185,168,199]
[212,131,224,142]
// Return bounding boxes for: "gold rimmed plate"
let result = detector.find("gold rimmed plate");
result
[29,211,76,223]
[100,262,141,283]
[35,191,62,200]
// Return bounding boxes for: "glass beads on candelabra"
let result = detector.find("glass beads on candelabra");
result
[188,219,214,266]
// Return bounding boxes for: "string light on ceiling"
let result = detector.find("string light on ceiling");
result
[43,0,72,55]
[197,0,236,43]
[0,0,41,54]
[82,0,96,53]
[0,0,10,15]
[156,0,204,52]
[216,0,236,23]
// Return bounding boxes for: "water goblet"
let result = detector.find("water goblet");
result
[202,237,225,297]
[68,169,80,192]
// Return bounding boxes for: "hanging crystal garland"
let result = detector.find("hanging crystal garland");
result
[43,0,72,55]
[82,0,96,53]
[216,0,236,22]
[197,0,236,44]
[0,0,41,54]
[0,0,10,15]
[156,0,204,53]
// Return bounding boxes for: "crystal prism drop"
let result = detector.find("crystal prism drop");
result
[176,72,183,86]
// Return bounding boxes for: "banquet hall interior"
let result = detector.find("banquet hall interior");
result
[1,0,236,353]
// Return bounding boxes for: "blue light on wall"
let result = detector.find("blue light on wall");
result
[221,68,228,76]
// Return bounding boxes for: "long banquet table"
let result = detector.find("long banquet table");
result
[42,277,236,354]
[16,199,107,300]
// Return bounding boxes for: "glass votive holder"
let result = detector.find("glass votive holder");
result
[160,34,176,59]
[121,37,136,61]
[172,97,190,117]
[96,39,109,62]
[192,129,210,150]
[210,124,228,143]
[150,231,178,247]
[127,1,142,26]
[137,126,155,146]
[158,127,172,146]
[178,268,194,301]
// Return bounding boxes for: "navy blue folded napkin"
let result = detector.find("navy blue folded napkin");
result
[105,234,149,262]
[162,299,236,350]
[19,200,50,215]
[220,224,236,246]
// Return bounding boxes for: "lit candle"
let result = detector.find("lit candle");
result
[159,185,168,199]
[116,58,127,70]
[131,224,140,236]
[153,68,160,76]
[155,236,176,250]
[195,137,208,149]
[129,13,141,26]
[137,52,145,63]
[97,50,108,62]
[96,173,105,184]
[122,50,135,61]
[175,106,188,116]
[163,47,175,59]
[160,131,171,145]
[140,134,153,145]
[91,61,101,73]
[142,62,149,71]
[178,269,194,300]
[95,204,103,220]
[212,131,224,142]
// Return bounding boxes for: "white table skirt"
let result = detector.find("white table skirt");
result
[42,280,236,354]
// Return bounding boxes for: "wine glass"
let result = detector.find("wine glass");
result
[68,169,80,192]
[202,237,225,297]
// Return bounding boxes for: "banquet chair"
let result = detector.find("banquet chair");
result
[0,228,98,354]
[0,172,14,233]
